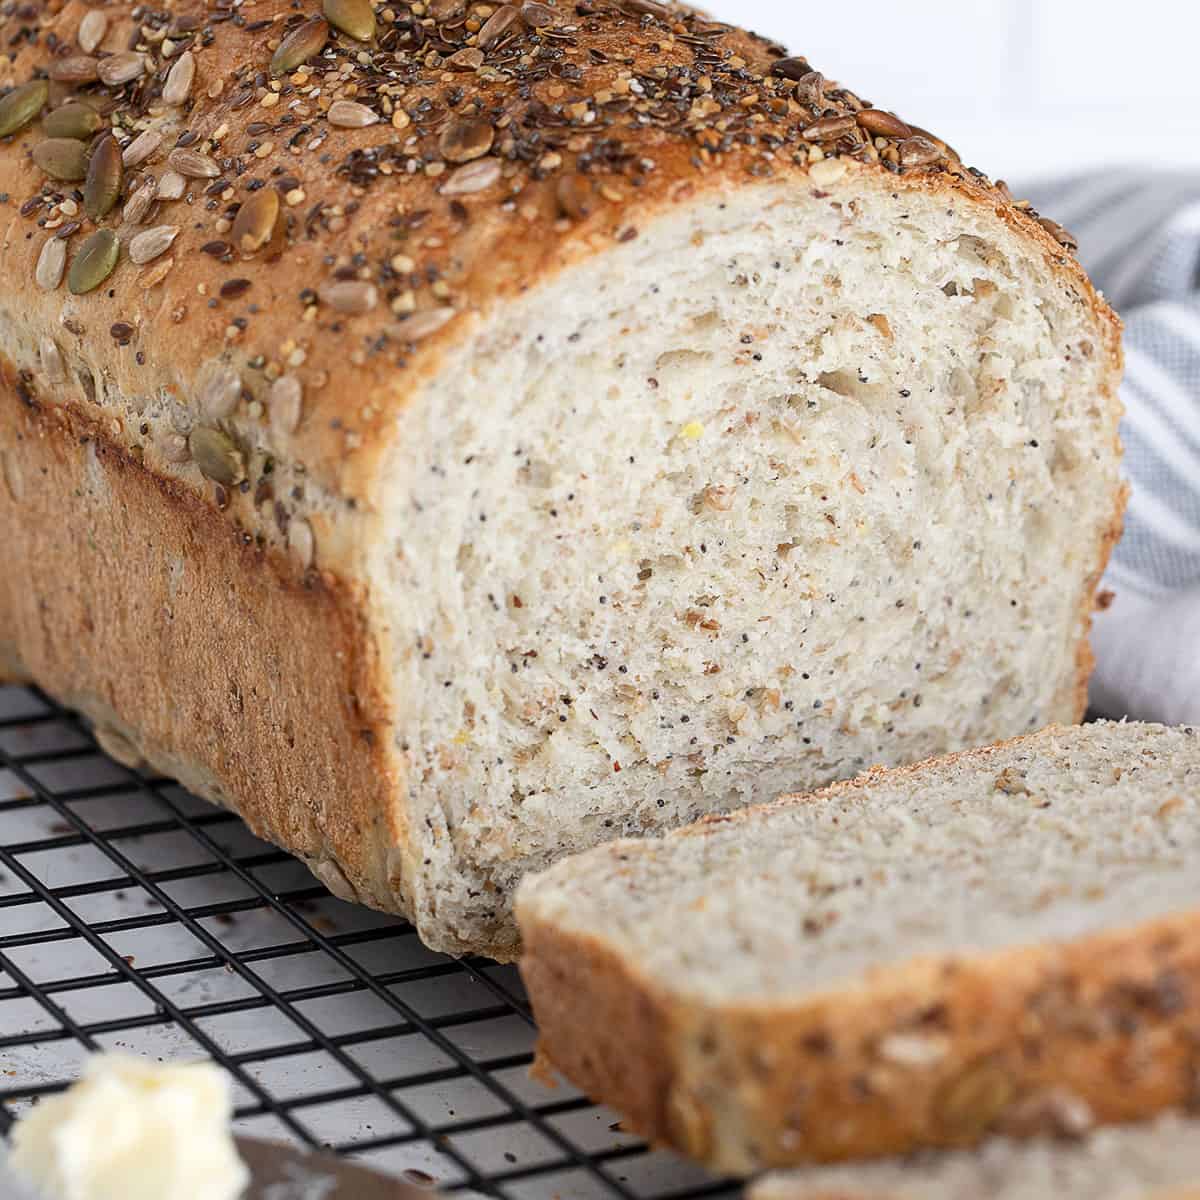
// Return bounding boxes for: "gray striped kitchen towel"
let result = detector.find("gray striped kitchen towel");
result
[1023,171,1200,722]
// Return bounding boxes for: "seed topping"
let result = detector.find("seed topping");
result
[43,102,104,141]
[83,133,123,220]
[271,18,330,76]
[323,0,376,42]
[35,236,67,291]
[439,117,494,164]
[33,138,90,182]
[67,229,120,295]
[230,188,280,256]
[189,426,244,485]
[128,224,179,265]
[162,51,196,106]
[0,80,48,138]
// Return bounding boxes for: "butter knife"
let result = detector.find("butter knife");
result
[236,1138,435,1199]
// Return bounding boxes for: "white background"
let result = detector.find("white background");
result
[703,0,1200,182]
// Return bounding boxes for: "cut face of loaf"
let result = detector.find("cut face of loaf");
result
[516,723,1200,1174]
[750,1113,1200,1200]
[380,172,1123,955]
[0,0,1123,960]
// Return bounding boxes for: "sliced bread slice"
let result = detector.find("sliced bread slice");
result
[749,1112,1200,1200]
[516,722,1200,1175]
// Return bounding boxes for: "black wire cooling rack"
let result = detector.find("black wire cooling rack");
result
[0,683,738,1200]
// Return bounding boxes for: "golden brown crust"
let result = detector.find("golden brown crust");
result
[0,353,409,915]
[522,907,1200,1175]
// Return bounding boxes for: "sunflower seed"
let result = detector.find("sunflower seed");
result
[84,132,122,219]
[320,279,377,314]
[78,9,108,52]
[327,99,378,127]
[440,157,500,195]
[476,4,518,48]
[97,51,146,86]
[0,79,48,138]
[428,0,464,17]
[35,236,67,290]
[898,135,944,167]
[49,56,100,84]
[33,137,90,181]
[230,187,279,255]
[1038,216,1079,251]
[271,17,329,75]
[288,516,315,568]
[199,366,242,419]
[396,306,455,342]
[122,176,158,223]
[122,127,162,166]
[128,223,178,264]
[43,101,104,139]
[323,0,375,41]
[792,70,824,107]
[157,169,187,199]
[162,50,195,105]
[807,157,848,187]
[67,228,120,294]
[856,108,912,139]
[269,373,303,436]
[439,116,494,163]
[39,336,66,384]
[556,172,592,219]
[189,426,244,485]
[167,146,219,177]
[802,115,857,142]
[618,0,670,14]
[520,1,557,26]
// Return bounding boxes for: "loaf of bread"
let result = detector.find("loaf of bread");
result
[516,723,1200,1174]
[0,0,1123,956]
[749,1113,1200,1200]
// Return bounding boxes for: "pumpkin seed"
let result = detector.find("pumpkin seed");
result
[323,0,375,41]
[0,79,48,138]
[935,1058,1016,1142]
[162,50,195,105]
[35,236,67,290]
[67,228,120,294]
[128,223,178,264]
[189,426,244,485]
[167,146,219,177]
[269,374,303,436]
[439,116,493,163]
[320,279,377,314]
[97,51,146,86]
[157,169,187,199]
[33,137,89,181]
[326,99,378,127]
[122,176,158,223]
[856,108,912,139]
[230,187,279,255]
[39,336,66,384]
[49,56,100,84]
[43,101,104,140]
[160,431,191,463]
[476,4,518,48]
[78,9,108,52]
[83,133,122,219]
[441,157,500,195]
[271,17,329,75]
[121,126,161,166]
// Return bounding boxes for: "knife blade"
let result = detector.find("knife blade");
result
[236,1137,434,1199]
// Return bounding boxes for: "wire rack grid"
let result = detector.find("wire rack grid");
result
[0,682,738,1200]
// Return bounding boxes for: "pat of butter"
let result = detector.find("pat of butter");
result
[9,1055,248,1200]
